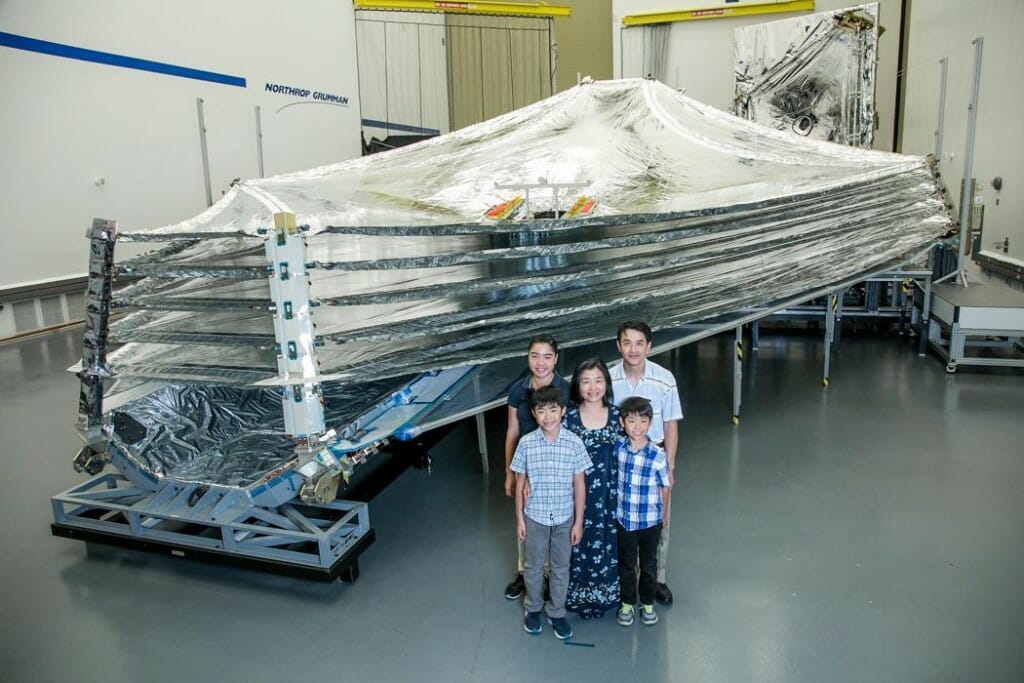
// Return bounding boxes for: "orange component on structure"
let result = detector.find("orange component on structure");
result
[566,195,597,218]
[485,195,523,220]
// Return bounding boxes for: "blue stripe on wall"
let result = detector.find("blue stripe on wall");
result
[361,118,440,136]
[0,31,246,88]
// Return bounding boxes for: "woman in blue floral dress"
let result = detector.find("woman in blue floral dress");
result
[564,358,623,619]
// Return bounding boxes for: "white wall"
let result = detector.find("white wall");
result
[0,0,361,289]
[900,0,1024,263]
[611,0,903,151]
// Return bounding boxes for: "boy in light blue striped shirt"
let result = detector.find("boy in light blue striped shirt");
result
[615,396,670,627]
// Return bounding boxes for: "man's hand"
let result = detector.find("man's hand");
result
[517,518,527,540]
[504,471,515,497]
[668,468,675,488]
[570,521,584,546]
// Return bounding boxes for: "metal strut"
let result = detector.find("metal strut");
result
[73,218,117,475]
[264,212,347,504]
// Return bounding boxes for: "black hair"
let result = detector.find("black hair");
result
[528,333,559,355]
[530,384,566,410]
[618,396,653,420]
[617,320,652,343]
[569,358,612,407]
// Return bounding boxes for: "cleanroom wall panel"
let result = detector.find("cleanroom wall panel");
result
[0,0,360,290]
[356,17,389,131]
[447,15,551,129]
[510,26,550,108]
[355,11,449,136]
[552,0,613,92]
[385,22,424,130]
[611,0,902,151]
[900,0,1024,263]
[481,29,514,120]
[447,26,486,130]
[418,22,450,134]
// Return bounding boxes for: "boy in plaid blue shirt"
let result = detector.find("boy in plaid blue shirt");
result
[511,385,592,640]
[615,396,670,626]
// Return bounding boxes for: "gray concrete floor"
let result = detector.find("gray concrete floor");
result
[2,327,1023,682]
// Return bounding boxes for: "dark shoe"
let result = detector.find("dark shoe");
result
[547,615,573,640]
[655,582,674,605]
[504,573,525,600]
[524,610,542,634]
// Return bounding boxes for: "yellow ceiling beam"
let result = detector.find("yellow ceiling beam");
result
[622,1,814,27]
[354,0,571,18]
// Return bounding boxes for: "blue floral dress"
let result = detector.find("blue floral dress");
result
[564,404,623,619]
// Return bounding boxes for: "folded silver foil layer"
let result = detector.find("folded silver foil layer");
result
[88,78,953,486]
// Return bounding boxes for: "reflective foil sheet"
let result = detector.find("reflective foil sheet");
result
[734,4,879,147]
[107,378,413,487]
[86,78,953,487]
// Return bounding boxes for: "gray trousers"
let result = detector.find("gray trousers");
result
[523,516,571,618]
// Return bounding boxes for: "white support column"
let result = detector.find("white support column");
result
[265,212,326,442]
[265,212,349,504]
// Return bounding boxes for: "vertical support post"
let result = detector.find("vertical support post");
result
[255,105,265,179]
[197,98,214,207]
[823,292,837,387]
[833,288,844,347]
[74,219,117,475]
[955,37,984,283]
[918,270,933,356]
[751,320,760,351]
[934,57,948,160]
[732,326,742,425]
[476,413,489,474]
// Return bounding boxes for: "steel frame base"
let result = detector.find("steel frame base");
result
[51,472,373,582]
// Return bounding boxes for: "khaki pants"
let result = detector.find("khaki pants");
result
[657,492,671,584]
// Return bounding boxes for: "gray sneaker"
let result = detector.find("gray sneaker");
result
[616,603,635,627]
[640,603,659,625]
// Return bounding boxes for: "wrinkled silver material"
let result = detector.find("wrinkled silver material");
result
[84,78,953,487]
[734,4,879,147]
[107,378,412,487]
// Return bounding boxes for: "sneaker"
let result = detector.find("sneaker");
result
[641,604,659,625]
[655,582,674,605]
[616,603,635,627]
[505,573,525,600]
[547,615,573,640]
[523,610,542,634]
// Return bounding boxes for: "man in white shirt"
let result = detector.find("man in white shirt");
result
[610,320,683,605]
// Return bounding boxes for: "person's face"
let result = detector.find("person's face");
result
[621,413,651,442]
[527,343,557,380]
[617,329,651,368]
[577,367,607,405]
[532,403,566,433]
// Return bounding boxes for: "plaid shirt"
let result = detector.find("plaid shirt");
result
[510,426,592,526]
[616,437,669,531]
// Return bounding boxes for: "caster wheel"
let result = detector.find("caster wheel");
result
[339,560,360,583]
[945,363,957,374]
